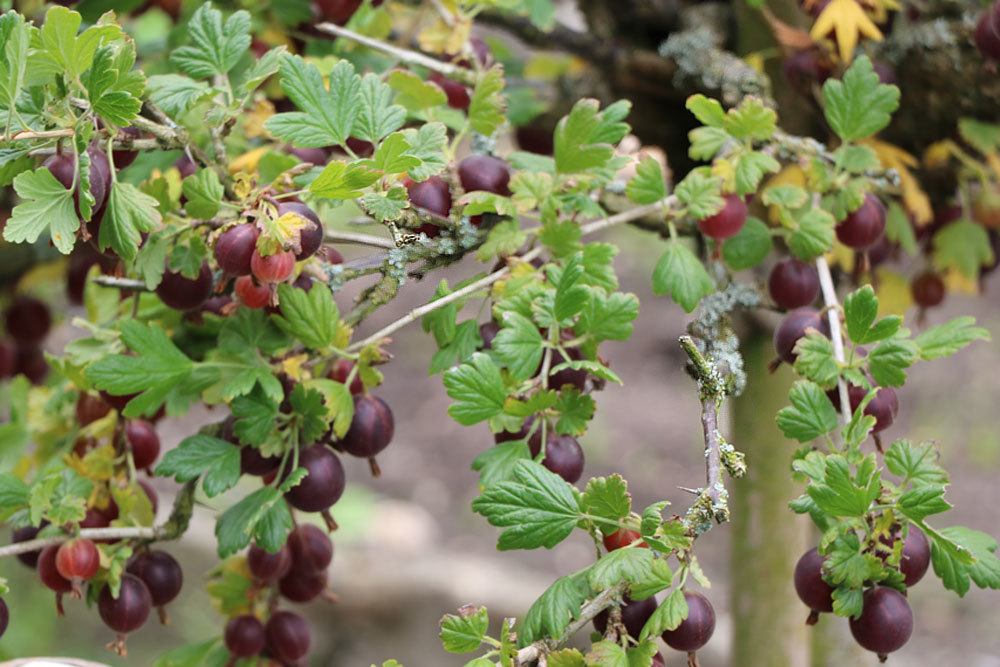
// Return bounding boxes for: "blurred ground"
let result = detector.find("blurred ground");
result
[2,224,1000,666]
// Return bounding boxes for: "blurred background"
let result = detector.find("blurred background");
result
[2,0,1000,664]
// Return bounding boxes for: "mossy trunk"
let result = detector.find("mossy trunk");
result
[730,331,811,666]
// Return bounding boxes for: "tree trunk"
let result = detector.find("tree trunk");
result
[730,331,810,667]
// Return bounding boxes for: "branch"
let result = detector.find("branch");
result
[679,335,728,519]
[0,128,75,142]
[313,22,475,83]
[515,584,626,664]
[93,276,149,291]
[815,256,851,423]
[346,197,675,351]
[0,526,159,559]
[323,230,397,249]
[475,11,613,62]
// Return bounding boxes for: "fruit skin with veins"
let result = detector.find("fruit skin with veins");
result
[848,587,913,657]
[768,258,820,310]
[698,194,747,240]
[125,420,161,469]
[234,275,272,309]
[279,567,328,603]
[794,548,834,619]
[458,155,512,195]
[328,358,364,394]
[661,590,716,652]
[44,143,112,214]
[251,249,296,284]
[773,308,826,364]
[214,223,260,276]
[38,544,73,594]
[288,524,334,572]
[247,543,292,582]
[283,445,346,512]
[836,194,886,249]
[225,614,266,658]
[341,394,395,459]
[602,528,646,552]
[98,573,152,635]
[156,263,213,311]
[265,610,311,663]
[126,550,183,608]
[529,434,585,484]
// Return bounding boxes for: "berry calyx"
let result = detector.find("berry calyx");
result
[98,573,152,655]
[55,538,101,596]
[214,223,260,276]
[661,591,715,654]
[126,550,183,612]
[341,394,395,467]
[794,548,834,623]
[156,263,213,311]
[247,543,293,582]
[234,275,273,309]
[848,587,913,660]
[773,308,826,365]
[288,524,334,572]
[529,434,585,484]
[284,445,346,512]
[594,595,657,639]
[911,271,945,308]
[602,528,646,552]
[225,614,266,658]
[458,155,512,196]
[698,194,747,240]
[125,420,161,470]
[265,610,311,663]
[5,296,51,343]
[836,194,886,249]
[277,202,323,260]
[768,258,820,310]
[251,249,296,284]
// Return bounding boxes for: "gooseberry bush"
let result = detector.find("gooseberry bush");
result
[0,1,998,665]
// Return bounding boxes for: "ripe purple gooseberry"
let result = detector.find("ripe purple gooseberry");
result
[288,524,334,572]
[794,548,834,623]
[529,433,585,484]
[698,194,747,240]
[457,155,512,196]
[773,308,827,365]
[836,194,886,249]
[225,614,266,658]
[4,297,51,344]
[593,595,657,639]
[661,591,716,655]
[768,258,820,310]
[284,445,346,513]
[125,420,161,470]
[911,271,945,308]
[848,587,913,660]
[214,224,260,276]
[265,610,312,663]
[156,262,213,311]
[98,573,152,655]
[276,202,323,260]
[340,394,395,470]
[247,543,293,582]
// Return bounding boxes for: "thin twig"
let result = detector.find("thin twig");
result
[347,197,675,351]
[0,128,75,142]
[678,335,727,511]
[815,257,851,423]
[93,276,149,291]
[313,22,475,83]
[0,526,160,559]
[515,584,626,664]
[323,230,396,249]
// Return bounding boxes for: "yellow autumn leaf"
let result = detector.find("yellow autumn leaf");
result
[811,0,883,63]
[864,138,932,225]
[923,140,957,169]
[243,99,275,139]
[417,16,471,56]
[281,354,310,381]
[874,268,913,316]
[710,158,736,194]
[827,243,856,272]
[942,268,980,295]
[229,146,269,175]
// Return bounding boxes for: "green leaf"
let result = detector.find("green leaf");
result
[581,474,631,528]
[518,570,592,645]
[763,184,809,208]
[443,353,507,425]
[807,454,880,517]
[146,74,211,117]
[885,201,918,256]
[84,41,145,128]
[930,526,1000,596]
[577,291,638,343]
[468,66,506,137]
[310,161,381,199]
[674,171,723,220]
[0,12,30,113]
[153,638,225,667]
[688,126,730,161]
[401,122,448,181]
[884,440,948,486]
[230,386,279,446]
[958,117,1000,155]
[588,546,655,590]
[155,434,240,498]
[353,73,406,143]
[834,144,880,174]
[546,649,587,667]
[361,186,409,223]
[181,169,223,219]
[897,485,951,522]
[776,381,839,442]
[722,216,771,270]
[732,150,780,195]
[215,486,291,557]
[792,332,839,388]
[271,283,339,351]
[440,606,490,653]
[0,473,30,518]
[723,97,777,141]
[4,167,79,254]
[554,99,615,175]
[586,641,628,667]
[100,181,162,262]
[471,460,582,550]
[822,55,900,141]
[472,440,531,488]
[371,131,420,174]
[788,207,836,260]
[625,157,667,204]
[579,243,618,292]
[843,285,901,344]
[388,69,447,110]
[476,220,527,261]
[651,240,714,313]
[826,533,881,589]
[265,57,361,147]
[932,219,994,279]
[831,586,863,619]
[639,588,688,641]
[629,558,673,601]
[553,388,594,434]
[169,3,250,79]
[914,317,990,360]
[31,6,121,79]
[868,338,918,388]
[492,312,544,382]
[539,218,582,258]
[685,94,726,127]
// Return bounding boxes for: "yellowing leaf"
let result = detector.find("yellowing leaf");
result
[244,99,275,138]
[710,158,736,193]
[230,146,270,175]
[281,354,310,381]
[765,165,806,225]
[874,268,912,316]
[865,138,932,225]
[811,0,883,63]
[923,140,956,169]
[942,268,980,295]
[417,16,471,56]
[827,243,856,272]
